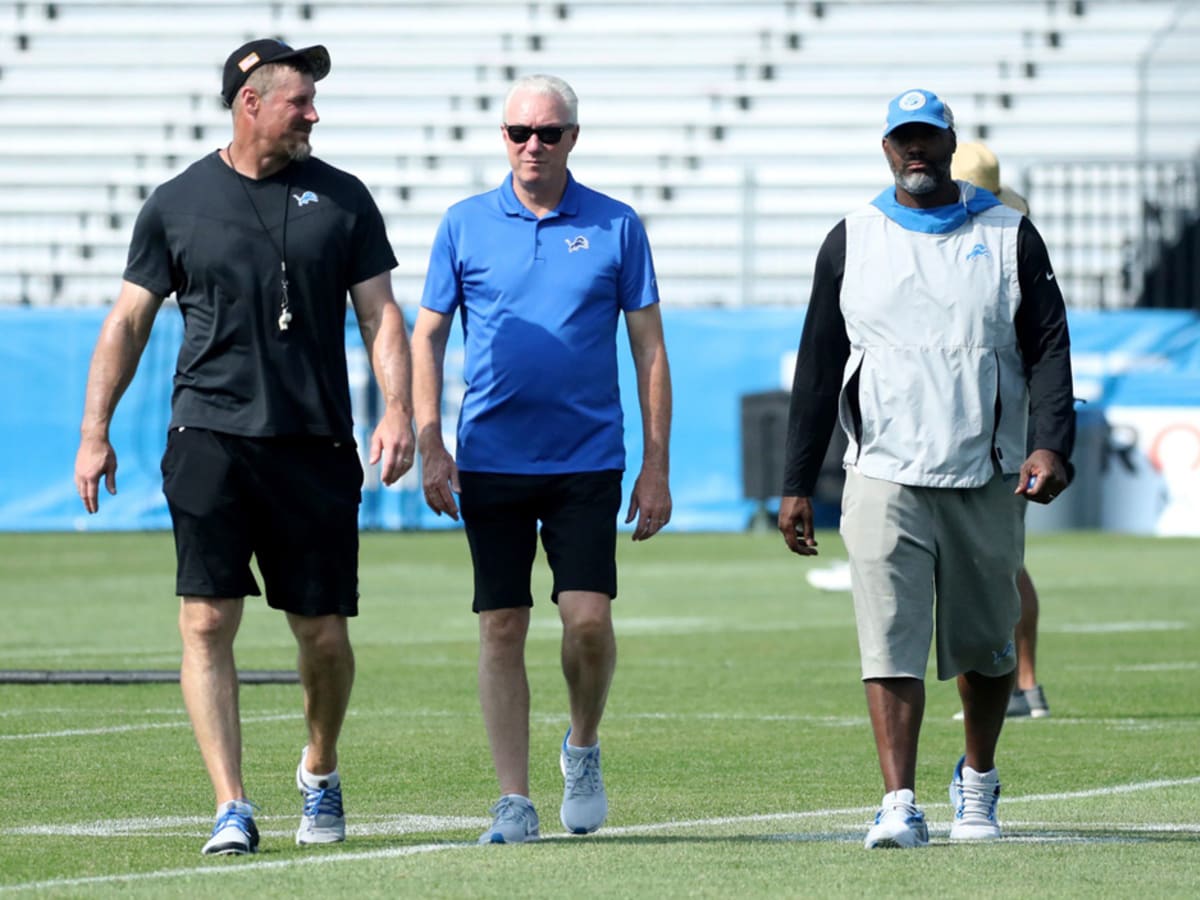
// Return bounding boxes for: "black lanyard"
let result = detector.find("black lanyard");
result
[226,144,293,331]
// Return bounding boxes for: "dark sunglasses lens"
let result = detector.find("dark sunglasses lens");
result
[506,125,567,144]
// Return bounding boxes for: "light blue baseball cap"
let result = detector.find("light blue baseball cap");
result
[884,89,955,136]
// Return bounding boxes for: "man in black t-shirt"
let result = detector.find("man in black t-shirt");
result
[73,39,415,856]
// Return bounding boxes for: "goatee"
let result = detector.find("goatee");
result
[896,171,938,195]
[288,140,313,163]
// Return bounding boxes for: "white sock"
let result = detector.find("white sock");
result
[963,765,998,783]
[882,788,917,808]
[300,746,339,789]
[300,765,339,789]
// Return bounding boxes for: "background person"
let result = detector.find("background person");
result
[73,38,415,855]
[952,141,1051,720]
[412,74,672,844]
[778,89,1074,849]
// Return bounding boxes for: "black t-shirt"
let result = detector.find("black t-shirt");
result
[124,151,397,439]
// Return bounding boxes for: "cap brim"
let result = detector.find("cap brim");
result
[291,44,331,82]
[884,114,952,136]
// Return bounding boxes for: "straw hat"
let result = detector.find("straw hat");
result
[952,141,1029,215]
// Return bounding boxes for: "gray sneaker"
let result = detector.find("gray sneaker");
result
[953,684,1050,721]
[1007,685,1050,718]
[295,748,346,845]
[559,728,607,834]
[478,795,540,844]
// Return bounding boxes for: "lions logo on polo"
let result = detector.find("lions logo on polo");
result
[898,91,927,111]
[292,190,319,207]
[565,235,589,253]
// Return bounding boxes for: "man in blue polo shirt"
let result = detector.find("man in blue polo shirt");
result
[412,73,673,844]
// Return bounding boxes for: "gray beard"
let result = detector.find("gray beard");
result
[287,139,313,163]
[896,170,938,195]
[894,157,952,195]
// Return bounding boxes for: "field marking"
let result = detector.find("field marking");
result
[0,713,300,741]
[1115,661,1200,672]
[619,711,870,727]
[1012,776,1200,803]
[3,776,1198,894]
[1048,620,1189,634]
[5,814,481,839]
[8,706,1198,742]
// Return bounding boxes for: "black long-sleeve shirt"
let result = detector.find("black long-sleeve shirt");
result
[782,217,1075,496]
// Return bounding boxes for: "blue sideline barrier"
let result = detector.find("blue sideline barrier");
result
[2,306,1198,535]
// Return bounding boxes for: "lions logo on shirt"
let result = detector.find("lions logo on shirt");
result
[293,190,319,207]
[565,235,589,253]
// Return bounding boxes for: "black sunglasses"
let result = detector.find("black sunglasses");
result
[504,124,572,145]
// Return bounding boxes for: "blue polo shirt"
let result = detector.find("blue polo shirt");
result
[421,171,660,474]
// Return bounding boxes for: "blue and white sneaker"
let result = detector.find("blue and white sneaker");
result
[864,789,929,849]
[296,747,346,845]
[559,728,607,835]
[949,755,1002,841]
[201,799,259,856]
[478,794,540,844]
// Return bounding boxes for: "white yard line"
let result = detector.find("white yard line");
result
[2,777,1198,894]
[0,713,300,741]
[1048,620,1189,634]
[7,707,1198,740]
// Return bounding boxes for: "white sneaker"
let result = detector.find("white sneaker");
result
[479,794,540,844]
[805,560,852,592]
[559,728,607,834]
[864,789,929,849]
[949,755,1002,841]
[201,799,259,856]
[295,747,346,845]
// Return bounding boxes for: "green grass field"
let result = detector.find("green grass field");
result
[2,530,1198,897]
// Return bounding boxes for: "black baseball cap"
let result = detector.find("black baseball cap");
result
[221,39,331,107]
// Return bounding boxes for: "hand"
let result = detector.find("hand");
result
[1016,449,1069,505]
[778,495,819,556]
[369,407,417,486]
[75,435,117,514]
[626,466,671,541]
[419,443,460,520]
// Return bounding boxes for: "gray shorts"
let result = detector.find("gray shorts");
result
[839,467,1024,681]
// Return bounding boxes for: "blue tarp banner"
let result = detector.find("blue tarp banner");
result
[2,306,1198,534]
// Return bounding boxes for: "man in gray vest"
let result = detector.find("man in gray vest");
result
[778,89,1074,849]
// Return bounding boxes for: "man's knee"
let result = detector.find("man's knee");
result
[480,608,530,647]
[560,593,613,649]
[290,614,351,663]
[179,597,241,646]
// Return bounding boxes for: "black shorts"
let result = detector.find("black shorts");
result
[458,470,622,613]
[161,427,363,617]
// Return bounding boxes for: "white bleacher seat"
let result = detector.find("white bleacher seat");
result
[1,0,1197,308]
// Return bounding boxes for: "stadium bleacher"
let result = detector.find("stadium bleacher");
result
[1,0,1197,308]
